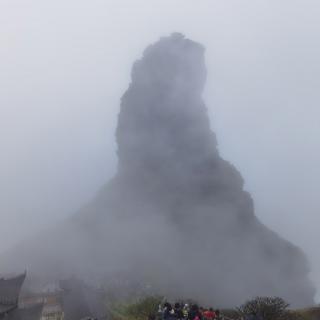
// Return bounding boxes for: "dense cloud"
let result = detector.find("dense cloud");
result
[2,34,315,307]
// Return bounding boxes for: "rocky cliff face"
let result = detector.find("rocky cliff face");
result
[3,34,315,307]
[110,33,314,306]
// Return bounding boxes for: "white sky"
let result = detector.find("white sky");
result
[1,0,320,298]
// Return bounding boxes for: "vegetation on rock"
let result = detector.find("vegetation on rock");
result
[108,296,163,320]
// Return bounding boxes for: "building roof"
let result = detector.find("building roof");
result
[0,304,16,315]
[0,273,26,306]
[0,272,26,319]
[6,303,43,320]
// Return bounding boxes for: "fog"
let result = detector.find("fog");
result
[1,0,320,303]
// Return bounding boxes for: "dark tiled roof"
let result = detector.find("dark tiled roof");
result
[0,304,16,315]
[6,303,43,320]
[0,273,26,305]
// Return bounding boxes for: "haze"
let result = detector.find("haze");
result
[1,0,320,299]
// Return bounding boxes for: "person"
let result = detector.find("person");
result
[203,308,216,320]
[189,304,201,320]
[157,304,163,320]
[162,302,170,318]
[163,303,175,320]
[183,304,189,319]
[174,303,184,320]
[215,310,223,320]
[245,312,262,320]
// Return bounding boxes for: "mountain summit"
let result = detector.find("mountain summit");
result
[3,34,315,307]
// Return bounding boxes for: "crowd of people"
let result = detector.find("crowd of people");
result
[156,302,224,320]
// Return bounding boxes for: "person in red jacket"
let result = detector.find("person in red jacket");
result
[203,308,216,320]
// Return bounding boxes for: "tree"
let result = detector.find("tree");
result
[237,297,290,320]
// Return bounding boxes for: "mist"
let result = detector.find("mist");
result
[1,0,320,305]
